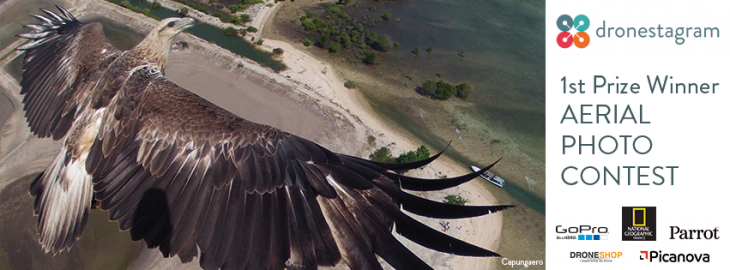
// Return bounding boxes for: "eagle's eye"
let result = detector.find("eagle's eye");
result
[167,21,175,28]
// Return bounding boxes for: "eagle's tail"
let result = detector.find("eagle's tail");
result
[29,147,93,254]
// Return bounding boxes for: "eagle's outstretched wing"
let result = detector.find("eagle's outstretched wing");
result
[19,6,120,254]
[18,6,119,140]
[86,71,511,269]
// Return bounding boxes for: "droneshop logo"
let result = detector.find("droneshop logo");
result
[556,14,590,48]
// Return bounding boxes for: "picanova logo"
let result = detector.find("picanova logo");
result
[556,14,590,48]
[595,20,719,45]
[640,250,710,263]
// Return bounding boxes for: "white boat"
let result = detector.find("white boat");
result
[471,165,505,188]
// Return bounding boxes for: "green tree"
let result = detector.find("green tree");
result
[240,14,251,22]
[340,33,351,48]
[152,1,161,8]
[177,7,189,16]
[305,11,313,18]
[456,83,472,99]
[224,27,237,36]
[371,34,393,51]
[273,48,284,55]
[344,80,357,89]
[444,194,467,206]
[382,12,391,20]
[246,26,258,32]
[396,145,430,163]
[329,42,341,53]
[362,51,377,64]
[434,80,457,100]
[370,147,396,163]
[315,35,329,48]
[420,80,437,96]
[426,46,433,53]
[412,46,420,55]
[302,38,312,47]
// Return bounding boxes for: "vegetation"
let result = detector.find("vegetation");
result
[273,48,284,55]
[246,26,259,33]
[172,0,209,14]
[302,38,312,47]
[224,27,238,36]
[151,1,161,8]
[336,0,351,5]
[369,145,430,171]
[426,46,433,53]
[369,147,395,163]
[443,194,468,206]
[418,80,472,100]
[177,7,189,16]
[228,0,263,12]
[329,42,341,53]
[381,12,391,20]
[219,14,250,25]
[344,80,357,89]
[240,14,251,23]
[297,3,401,63]
[119,1,159,20]
[256,39,264,45]
[456,83,472,99]
[412,46,420,55]
[362,50,377,64]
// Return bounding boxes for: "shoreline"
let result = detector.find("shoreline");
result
[0,0,503,269]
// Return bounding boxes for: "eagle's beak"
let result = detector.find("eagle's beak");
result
[180,17,196,31]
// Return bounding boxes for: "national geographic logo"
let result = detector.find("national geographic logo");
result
[556,14,590,48]
[622,207,656,241]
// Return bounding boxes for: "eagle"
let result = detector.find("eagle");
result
[17,6,512,270]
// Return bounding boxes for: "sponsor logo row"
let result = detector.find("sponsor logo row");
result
[557,206,718,264]
[568,250,711,263]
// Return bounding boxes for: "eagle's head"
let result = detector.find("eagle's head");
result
[155,17,196,41]
[132,17,196,69]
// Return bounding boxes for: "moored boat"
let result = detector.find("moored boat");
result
[471,165,505,188]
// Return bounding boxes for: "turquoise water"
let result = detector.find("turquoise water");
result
[354,0,545,213]
[365,0,545,159]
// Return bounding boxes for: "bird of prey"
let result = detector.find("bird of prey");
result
[17,6,512,270]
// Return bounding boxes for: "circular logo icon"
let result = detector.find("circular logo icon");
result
[573,15,590,31]
[557,32,573,48]
[557,14,573,31]
[556,14,590,49]
[573,32,590,48]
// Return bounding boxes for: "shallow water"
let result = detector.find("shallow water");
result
[365,0,545,159]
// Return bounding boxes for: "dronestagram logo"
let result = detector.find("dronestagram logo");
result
[557,14,590,48]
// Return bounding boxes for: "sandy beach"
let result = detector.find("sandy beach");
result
[0,0,504,269]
